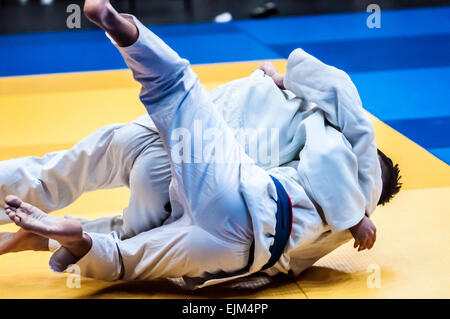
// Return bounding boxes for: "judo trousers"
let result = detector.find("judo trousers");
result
[0,16,256,282]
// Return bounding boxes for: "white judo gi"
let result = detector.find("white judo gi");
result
[0,16,382,289]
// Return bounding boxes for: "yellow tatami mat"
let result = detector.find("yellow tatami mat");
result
[0,61,449,298]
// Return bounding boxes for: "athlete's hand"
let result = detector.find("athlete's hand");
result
[349,215,376,251]
[257,62,285,89]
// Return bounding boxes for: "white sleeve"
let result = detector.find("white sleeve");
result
[297,111,366,232]
[284,49,382,216]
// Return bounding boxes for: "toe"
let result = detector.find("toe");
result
[13,211,29,229]
[5,204,16,212]
[20,202,35,214]
[17,207,32,218]
[5,195,23,209]
[5,209,15,220]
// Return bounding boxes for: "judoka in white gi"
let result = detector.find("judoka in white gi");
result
[0,0,401,289]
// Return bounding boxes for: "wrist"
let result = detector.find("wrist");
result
[350,216,366,232]
[273,73,285,89]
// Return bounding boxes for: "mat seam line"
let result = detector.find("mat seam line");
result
[293,280,309,299]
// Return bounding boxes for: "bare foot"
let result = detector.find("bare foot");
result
[4,195,83,246]
[83,0,116,28]
[83,0,138,47]
[0,229,48,255]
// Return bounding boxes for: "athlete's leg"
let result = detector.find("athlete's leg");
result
[82,0,254,255]
[3,196,249,286]
[92,6,253,242]
[0,123,128,225]
[123,134,172,237]
[56,127,172,239]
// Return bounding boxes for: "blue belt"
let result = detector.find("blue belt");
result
[262,175,293,270]
[247,175,293,271]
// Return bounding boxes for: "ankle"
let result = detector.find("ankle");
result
[84,2,113,28]
[62,233,92,258]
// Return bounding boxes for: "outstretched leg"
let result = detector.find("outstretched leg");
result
[3,195,250,284]
[83,0,255,248]
[4,195,91,258]
[0,123,132,225]
[85,0,255,255]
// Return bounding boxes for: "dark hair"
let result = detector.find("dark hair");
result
[377,149,402,206]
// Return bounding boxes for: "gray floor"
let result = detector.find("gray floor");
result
[0,0,448,34]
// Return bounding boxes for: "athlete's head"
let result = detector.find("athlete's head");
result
[377,149,402,206]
